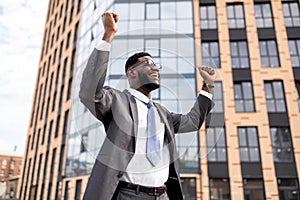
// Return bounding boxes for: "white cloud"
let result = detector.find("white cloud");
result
[0,0,48,154]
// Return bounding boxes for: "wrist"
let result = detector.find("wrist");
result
[102,31,116,43]
[202,82,214,93]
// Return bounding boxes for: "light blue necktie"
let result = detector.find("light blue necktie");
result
[146,101,161,166]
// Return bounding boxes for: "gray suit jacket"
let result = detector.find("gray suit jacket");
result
[79,48,214,200]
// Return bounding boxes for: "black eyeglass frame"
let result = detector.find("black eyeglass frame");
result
[128,59,162,70]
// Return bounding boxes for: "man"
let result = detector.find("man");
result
[79,12,216,200]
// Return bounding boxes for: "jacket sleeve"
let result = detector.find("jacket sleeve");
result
[171,94,214,133]
[79,48,114,122]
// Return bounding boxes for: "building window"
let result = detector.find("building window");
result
[288,39,300,68]
[181,178,196,200]
[259,40,280,67]
[9,170,13,176]
[264,81,286,112]
[238,127,260,162]
[296,81,300,111]
[209,179,230,200]
[200,5,217,29]
[278,179,300,200]
[75,180,82,200]
[282,2,300,27]
[146,2,160,20]
[227,4,245,29]
[234,82,255,112]
[1,169,5,176]
[270,127,294,162]
[255,3,274,28]
[243,179,265,200]
[206,127,227,162]
[211,82,224,113]
[80,133,88,153]
[145,39,160,58]
[230,41,250,68]
[2,159,7,166]
[202,42,220,68]
[11,160,15,167]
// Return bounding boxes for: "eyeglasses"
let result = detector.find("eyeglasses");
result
[130,59,162,70]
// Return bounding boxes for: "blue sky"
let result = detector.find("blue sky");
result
[0,0,48,155]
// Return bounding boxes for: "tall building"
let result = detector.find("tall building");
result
[18,0,300,200]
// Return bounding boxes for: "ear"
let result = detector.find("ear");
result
[127,69,136,78]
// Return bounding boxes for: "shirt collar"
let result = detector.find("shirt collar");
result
[127,88,151,104]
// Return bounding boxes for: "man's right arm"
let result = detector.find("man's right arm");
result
[79,12,118,120]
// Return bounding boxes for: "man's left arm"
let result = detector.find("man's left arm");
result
[172,66,216,133]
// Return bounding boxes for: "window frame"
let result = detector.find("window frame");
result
[259,40,280,68]
[238,127,261,162]
[206,127,227,162]
[264,81,287,112]
[234,81,256,112]
[282,2,300,27]
[230,40,250,69]
[227,3,246,29]
[202,41,220,68]
[200,4,218,30]
[254,3,274,28]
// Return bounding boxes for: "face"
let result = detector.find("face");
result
[129,56,161,92]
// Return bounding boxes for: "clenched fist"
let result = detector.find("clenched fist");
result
[102,12,119,43]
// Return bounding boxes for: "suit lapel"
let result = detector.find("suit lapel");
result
[124,89,138,139]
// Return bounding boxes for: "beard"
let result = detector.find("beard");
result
[137,71,160,92]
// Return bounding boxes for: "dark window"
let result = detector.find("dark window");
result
[50,33,55,48]
[181,178,196,200]
[54,14,57,26]
[255,3,274,28]
[63,17,67,33]
[259,40,280,67]
[211,82,224,113]
[77,0,81,14]
[209,179,230,200]
[69,7,74,24]
[243,179,265,200]
[67,77,73,100]
[41,124,47,145]
[264,81,286,112]
[200,5,217,29]
[282,2,300,27]
[59,4,64,18]
[234,82,255,112]
[278,179,300,200]
[56,26,60,41]
[54,115,61,138]
[53,48,57,64]
[59,41,64,63]
[31,131,36,150]
[238,127,260,162]
[227,4,245,29]
[270,127,294,162]
[296,81,300,111]
[202,42,220,68]
[66,31,71,49]
[64,181,69,200]
[230,41,250,68]
[288,39,300,68]
[80,133,88,153]
[206,127,227,162]
[146,3,160,20]
[37,154,43,181]
[75,180,82,200]
[63,110,69,135]
[50,148,57,174]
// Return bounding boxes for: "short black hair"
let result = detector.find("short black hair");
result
[125,52,152,73]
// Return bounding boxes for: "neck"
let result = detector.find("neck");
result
[136,87,151,99]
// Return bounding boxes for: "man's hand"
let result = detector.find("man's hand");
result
[198,65,216,84]
[102,12,119,43]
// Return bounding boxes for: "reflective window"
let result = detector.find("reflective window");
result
[202,42,220,68]
[206,127,227,162]
[243,179,265,200]
[209,179,230,200]
[230,41,250,68]
[80,133,88,153]
[270,127,294,162]
[234,82,255,112]
[282,2,300,27]
[181,178,197,200]
[75,180,82,200]
[1,169,4,176]
[200,5,217,29]
[238,127,260,162]
[146,2,160,20]
[278,179,300,200]
[211,82,224,113]
[145,39,160,58]
[227,4,245,29]
[255,3,274,28]
[288,39,300,68]
[259,40,280,67]
[264,81,286,112]
[2,159,7,166]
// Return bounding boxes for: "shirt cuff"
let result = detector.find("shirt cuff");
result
[200,90,213,100]
[95,40,111,51]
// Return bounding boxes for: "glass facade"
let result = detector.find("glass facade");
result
[66,0,199,178]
